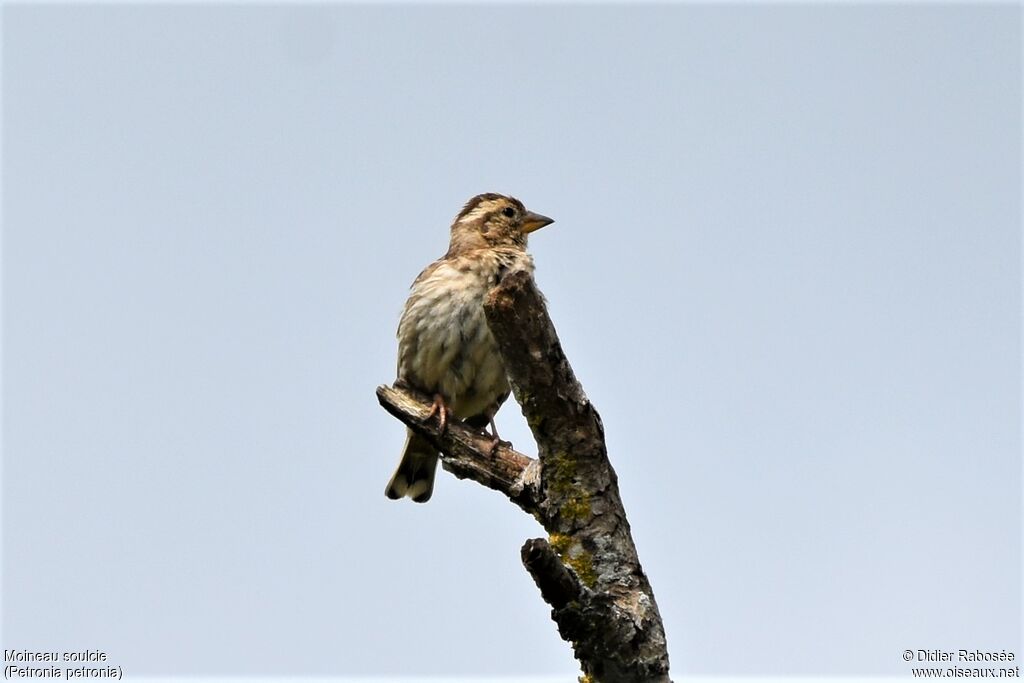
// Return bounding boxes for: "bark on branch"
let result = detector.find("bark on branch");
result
[377,269,671,682]
[377,384,541,514]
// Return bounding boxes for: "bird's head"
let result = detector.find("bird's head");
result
[447,193,553,254]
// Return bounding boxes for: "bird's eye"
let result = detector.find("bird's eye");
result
[502,207,516,218]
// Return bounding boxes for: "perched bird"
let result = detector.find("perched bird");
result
[385,193,554,502]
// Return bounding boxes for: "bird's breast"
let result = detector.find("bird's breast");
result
[397,251,531,418]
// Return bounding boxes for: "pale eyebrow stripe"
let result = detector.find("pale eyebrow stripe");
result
[457,202,497,224]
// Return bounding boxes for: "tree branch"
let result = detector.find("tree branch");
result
[376,384,541,513]
[377,269,672,682]
[521,537,584,610]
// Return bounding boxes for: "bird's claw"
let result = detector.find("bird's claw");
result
[484,416,507,456]
[486,436,510,456]
[425,394,451,434]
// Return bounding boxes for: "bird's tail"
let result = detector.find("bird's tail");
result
[384,430,438,503]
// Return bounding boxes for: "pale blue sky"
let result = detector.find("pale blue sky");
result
[2,3,1020,678]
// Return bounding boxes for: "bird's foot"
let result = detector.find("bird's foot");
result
[485,417,507,456]
[425,394,451,434]
[487,436,509,456]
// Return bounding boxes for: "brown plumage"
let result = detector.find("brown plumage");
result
[385,193,553,502]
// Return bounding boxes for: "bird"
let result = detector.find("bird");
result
[385,193,554,502]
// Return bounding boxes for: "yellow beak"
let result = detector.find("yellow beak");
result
[522,211,554,234]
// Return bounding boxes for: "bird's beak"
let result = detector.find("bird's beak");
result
[522,211,554,234]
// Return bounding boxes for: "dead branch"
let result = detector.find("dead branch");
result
[377,269,671,683]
